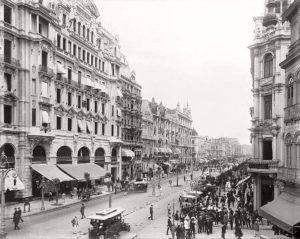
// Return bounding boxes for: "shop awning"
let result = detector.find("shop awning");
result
[154,148,159,154]
[31,164,74,182]
[85,77,94,87]
[94,81,101,90]
[42,111,50,124]
[5,169,25,191]
[56,62,65,74]
[167,148,172,154]
[158,148,163,153]
[98,83,108,94]
[121,149,135,157]
[57,163,106,181]
[163,162,172,167]
[258,192,300,233]
[236,176,251,187]
[77,120,84,131]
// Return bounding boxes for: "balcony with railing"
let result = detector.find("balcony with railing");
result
[247,159,279,174]
[277,167,300,184]
[77,156,90,164]
[95,156,105,163]
[39,65,54,76]
[284,103,300,122]
[0,55,20,68]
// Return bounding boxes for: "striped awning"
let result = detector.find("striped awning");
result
[56,62,66,74]
[86,121,92,133]
[121,149,135,157]
[31,164,74,182]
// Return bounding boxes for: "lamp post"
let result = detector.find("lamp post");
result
[0,152,9,239]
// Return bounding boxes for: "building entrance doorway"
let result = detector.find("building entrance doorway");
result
[261,176,274,206]
[263,140,272,160]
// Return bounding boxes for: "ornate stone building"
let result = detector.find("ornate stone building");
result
[0,0,137,199]
[248,0,291,210]
[141,98,193,173]
[258,0,300,236]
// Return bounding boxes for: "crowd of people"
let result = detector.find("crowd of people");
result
[165,168,279,239]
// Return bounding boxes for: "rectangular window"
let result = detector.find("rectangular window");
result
[4,73,12,92]
[87,52,90,64]
[111,125,114,136]
[56,88,61,103]
[68,92,72,106]
[4,104,12,124]
[101,103,105,115]
[67,68,72,84]
[86,98,90,111]
[77,95,81,108]
[111,64,115,76]
[102,61,105,71]
[91,55,94,66]
[68,41,71,53]
[62,38,66,51]
[264,95,272,120]
[4,5,12,24]
[78,71,82,85]
[78,47,81,59]
[32,108,36,126]
[4,39,11,63]
[32,78,36,95]
[57,34,61,48]
[95,57,98,68]
[112,105,114,116]
[56,116,61,130]
[117,125,120,137]
[31,14,37,32]
[95,122,98,135]
[94,101,98,113]
[73,44,77,56]
[82,50,85,61]
[68,118,72,131]
[102,123,105,135]
[62,14,66,25]
[41,81,48,97]
[42,51,48,67]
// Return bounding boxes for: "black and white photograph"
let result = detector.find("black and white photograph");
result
[0,0,299,238]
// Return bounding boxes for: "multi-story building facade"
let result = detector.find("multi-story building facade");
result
[191,135,209,162]
[119,66,142,179]
[141,98,193,172]
[0,0,136,199]
[248,0,291,210]
[258,1,300,236]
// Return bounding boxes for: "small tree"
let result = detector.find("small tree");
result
[52,178,60,205]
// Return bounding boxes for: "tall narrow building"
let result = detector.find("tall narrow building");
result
[248,0,291,210]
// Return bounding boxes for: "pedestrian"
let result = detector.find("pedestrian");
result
[166,217,172,235]
[17,207,24,223]
[170,223,176,239]
[49,191,53,201]
[80,203,85,219]
[235,223,243,239]
[229,209,234,230]
[13,208,20,230]
[159,185,163,197]
[190,217,196,238]
[221,223,227,239]
[174,210,180,225]
[254,219,260,237]
[184,175,186,183]
[148,204,153,220]
[71,216,79,234]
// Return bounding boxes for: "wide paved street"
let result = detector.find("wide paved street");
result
[5,172,197,239]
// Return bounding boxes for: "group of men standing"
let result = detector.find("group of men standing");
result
[13,207,23,230]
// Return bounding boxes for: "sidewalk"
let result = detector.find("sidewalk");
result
[4,190,113,220]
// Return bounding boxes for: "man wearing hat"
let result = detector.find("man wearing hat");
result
[148,204,153,220]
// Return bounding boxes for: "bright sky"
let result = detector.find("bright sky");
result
[95,0,264,145]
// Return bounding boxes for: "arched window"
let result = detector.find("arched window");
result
[264,53,273,78]
[294,134,300,169]
[0,143,15,168]
[287,78,294,107]
[95,148,105,165]
[82,25,86,38]
[78,146,90,163]
[77,22,81,35]
[57,146,72,164]
[32,145,46,163]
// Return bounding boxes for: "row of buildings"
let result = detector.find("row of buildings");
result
[0,0,193,201]
[248,0,300,236]
[191,135,251,161]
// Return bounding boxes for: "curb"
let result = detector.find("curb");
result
[5,191,114,220]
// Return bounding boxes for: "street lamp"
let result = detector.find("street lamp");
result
[0,152,9,239]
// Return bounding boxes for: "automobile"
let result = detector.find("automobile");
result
[87,208,130,239]
[131,179,148,192]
